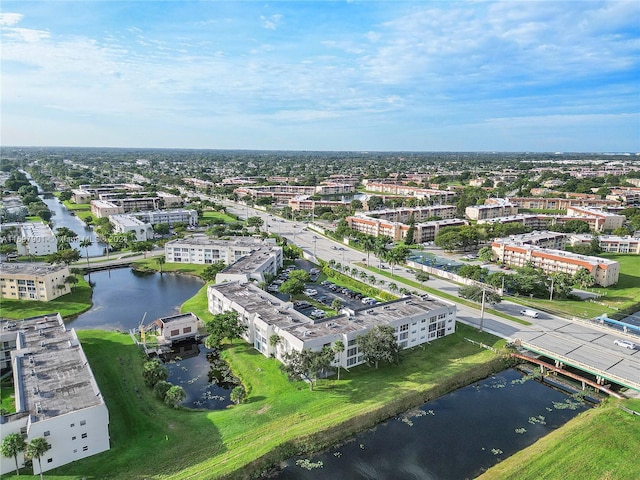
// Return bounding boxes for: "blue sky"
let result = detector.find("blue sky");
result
[1,1,639,152]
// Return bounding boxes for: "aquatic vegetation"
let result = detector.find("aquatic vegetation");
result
[515,428,527,434]
[296,459,324,470]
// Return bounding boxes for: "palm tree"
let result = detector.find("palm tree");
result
[333,340,345,380]
[79,238,92,268]
[1,432,26,476]
[25,437,51,480]
[362,236,376,266]
[157,255,166,275]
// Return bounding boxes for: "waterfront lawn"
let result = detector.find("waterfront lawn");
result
[37,324,505,480]
[131,258,211,277]
[0,278,92,319]
[479,399,640,480]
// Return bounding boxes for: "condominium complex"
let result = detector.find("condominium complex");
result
[165,236,283,283]
[367,205,458,222]
[0,314,110,476]
[465,203,518,221]
[491,241,620,286]
[346,214,467,243]
[130,209,198,227]
[493,231,567,250]
[486,197,620,210]
[566,206,625,231]
[16,222,57,256]
[208,282,456,368]
[288,195,352,212]
[606,188,640,206]
[235,184,355,205]
[478,213,618,233]
[568,234,640,254]
[109,214,154,241]
[362,181,457,203]
[1,263,71,301]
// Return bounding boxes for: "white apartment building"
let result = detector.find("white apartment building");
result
[363,182,458,203]
[367,205,458,222]
[16,222,57,257]
[109,214,154,241]
[465,203,518,221]
[491,242,620,287]
[346,215,467,243]
[0,314,110,476]
[566,206,625,232]
[165,236,283,283]
[493,231,567,250]
[1,263,71,301]
[130,209,198,227]
[568,234,640,254]
[207,282,456,368]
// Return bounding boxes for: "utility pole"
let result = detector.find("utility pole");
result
[479,288,486,332]
[549,276,555,301]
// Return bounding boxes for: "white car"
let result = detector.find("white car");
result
[304,288,318,296]
[613,339,636,350]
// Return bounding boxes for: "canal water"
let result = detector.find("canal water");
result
[42,195,107,257]
[274,369,589,480]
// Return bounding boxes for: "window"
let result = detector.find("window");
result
[170,329,179,336]
[44,431,50,437]
[399,324,409,332]
[72,436,76,441]
[83,446,88,452]
[183,326,192,334]
[47,458,52,463]
[80,420,86,426]
[81,433,88,439]
[70,423,75,428]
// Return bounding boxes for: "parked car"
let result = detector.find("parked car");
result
[614,339,636,350]
[310,309,326,318]
[304,288,318,296]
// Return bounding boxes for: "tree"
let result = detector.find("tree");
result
[164,385,186,408]
[386,244,410,276]
[331,298,342,311]
[269,334,281,354]
[201,261,226,282]
[288,269,310,283]
[457,264,487,281]
[157,255,166,274]
[25,437,51,480]
[478,246,494,263]
[230,385,246,404]
[279,277,306,296]
[153,380,172,400]
[415,271,430,283]
[573,267,595,289]
[131,241,154,257]
[281,348,334,391]
[362,236,376,266]
[246,216,264,233]
[1,432,26,476]
[356,325,402,369]
[458,285,501,304]
[142,359,168,388]
[333,340,345,380]
[64,275,79,289]
[79,238,93,268]
[204,311,246,349]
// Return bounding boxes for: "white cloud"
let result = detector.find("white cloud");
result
[260,14,283,30]
[0,12,23,26]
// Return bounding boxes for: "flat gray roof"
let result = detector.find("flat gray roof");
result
[1,262,67,276]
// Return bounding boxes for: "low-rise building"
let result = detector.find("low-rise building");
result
[165,236,282,283]
[568,234,640,254]
[607,188,640,206]
[1,263,71,301]
[362,182,457,203]
[130,209,198,227]
[152,312,200,343]
[207,282,456,367]
[346,215,467,242]
[566,206,625,231]
[109,214,154,241]
[487,197,620,210]
[493,231,567,250]
[465,203,518,221]
[491,242,620,287]
[90,200,124,218]
[366,205,458,222]
[0,314,110,476]
[16,222,57,257]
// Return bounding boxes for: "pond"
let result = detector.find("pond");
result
[67,268,204,331]
[162,341,239,410]
[274,369,590,480]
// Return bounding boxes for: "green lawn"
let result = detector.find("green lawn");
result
[0,278,92,319]
[200,210,241,225]
[0,381,16,415]
[132,258,211,277]
[19,324,505,480]
[479,399,640,480]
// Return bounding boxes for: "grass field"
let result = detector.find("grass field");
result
[200,210,241,225]
[479,399,640,480]
[5,324,505,480]
[132,258,213,277]
[0,277,92,320]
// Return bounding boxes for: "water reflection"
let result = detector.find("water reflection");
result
[275,369,589,480]
[162,341,239,410]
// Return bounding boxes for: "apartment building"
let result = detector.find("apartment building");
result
[288,195,352,212]
[16,222,57,256]
[363,182,457,203]
[1,263,71,301]
[607,188,640,206]
[367,205,458,222]
[235,184,354,201]
[207,282,456,368]
[465,203,518,221]
[566,206,625,231]
[165,236,282,283]
[494,231,567,249]
[491,242,620,287]
[487,197,620,210]
[109,214,154,241]
[0,314,110,476]
[568,234,640,254]
[346,215,467,243]
[90,200,124,218]
[130,209,198,227]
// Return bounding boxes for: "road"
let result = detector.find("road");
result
[218,198,640,392]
